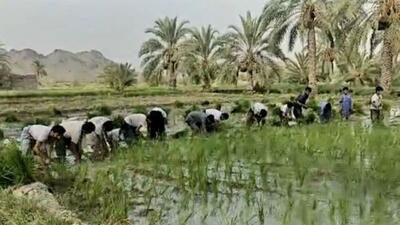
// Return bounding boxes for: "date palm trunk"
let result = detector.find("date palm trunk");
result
[308,26,317,93]
[380,29,393,92]
[169,62,177,88]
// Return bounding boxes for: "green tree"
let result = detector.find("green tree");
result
[367,0,400,91]
[285,52,309,84]
[223,12,283,90]
[267,0,333,92]
[139,17,189,88]
[100,63,137,92]
[183,25,222,89]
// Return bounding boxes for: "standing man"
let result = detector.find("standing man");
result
[246,102,268,126]
[340,87,353,120]
[370,86,384,123]
[20,124,66,165]
[147,107,168,139]
[294,87,312,119]
[61,120,96,163]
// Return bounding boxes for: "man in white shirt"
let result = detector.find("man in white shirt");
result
[147,107,168,139]
[246,102,268,126]
[280,102,296,126]
[88,116,114,156]
[370,86,384,123]
[61,120,95,163]
[205,109,229,123]
[20,124,66,165]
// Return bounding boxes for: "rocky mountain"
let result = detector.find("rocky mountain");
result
[6,48,115,82]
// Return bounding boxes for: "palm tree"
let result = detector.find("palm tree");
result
[139,17,190,88]
[267,0,336,92]
[100,63,137,92]
[183,25,222,89]
[286,52,309,84]
[364,0,400,91]
[337,51,380,86]
[32,60,47,85]
[223,11,283,90]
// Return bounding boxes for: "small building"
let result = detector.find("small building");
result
[0,74,38,90]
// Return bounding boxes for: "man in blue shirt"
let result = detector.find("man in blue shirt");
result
[340,87,353,120]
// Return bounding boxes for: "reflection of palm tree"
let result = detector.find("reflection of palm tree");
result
[139,17,189,87]
[32,60,47,85]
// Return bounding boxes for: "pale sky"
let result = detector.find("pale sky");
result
[0,0,266,65]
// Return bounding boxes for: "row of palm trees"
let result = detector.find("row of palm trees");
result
[139,0,400,92]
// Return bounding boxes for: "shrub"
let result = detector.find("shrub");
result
[4,113,19,123]
[300,112,317,124]
[0,129,4,140]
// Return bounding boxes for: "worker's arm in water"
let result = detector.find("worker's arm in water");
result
[33,141,50,165]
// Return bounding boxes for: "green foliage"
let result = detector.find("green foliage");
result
[139,17,189,86]
[4,113,19,123]
[352,102,365,115]
[59,168,129,225]
[23,117,53,126]
[112,114,125,128]
[88,105,112,118]
[0,144,34,188]
[133,105,148,114]
[231,99,251,113]
[100,63,138,92]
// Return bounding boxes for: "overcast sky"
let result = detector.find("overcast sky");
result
[0,0,266,65]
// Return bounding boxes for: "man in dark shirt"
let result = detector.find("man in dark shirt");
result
[294,87,312,119]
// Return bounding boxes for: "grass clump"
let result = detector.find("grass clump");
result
[58,167,129,225]
[0,144,35,188]
[0,192,72,225]
[87,105,113,118]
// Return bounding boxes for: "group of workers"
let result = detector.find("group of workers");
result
[18,85,385,166]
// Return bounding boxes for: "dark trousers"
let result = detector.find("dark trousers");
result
[371,109,382,123]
